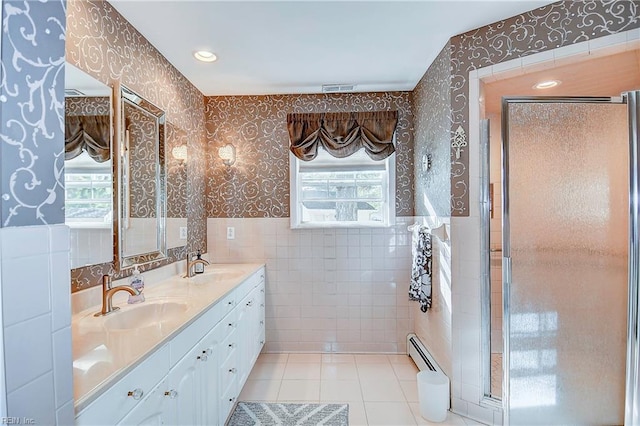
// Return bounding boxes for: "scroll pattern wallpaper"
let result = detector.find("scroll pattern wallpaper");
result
[166,123,187,219]
[0,0,66,227]
[205,92,414,218]
[67,0,205,291]
[449,0,640,215]
[65,96,110,116]
[413,43,451,218]
[125,104,157,219]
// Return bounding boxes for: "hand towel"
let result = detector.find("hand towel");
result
[409,226,432,312]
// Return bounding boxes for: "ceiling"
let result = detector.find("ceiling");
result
[109,0,553,96]
[484,47,640,115]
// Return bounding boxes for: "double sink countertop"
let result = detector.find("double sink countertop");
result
[71,263,264,413]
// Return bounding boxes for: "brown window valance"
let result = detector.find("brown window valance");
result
[287,111,398,161]
[65,115,111,162]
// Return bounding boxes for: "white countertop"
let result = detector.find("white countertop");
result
[71,263,264,412]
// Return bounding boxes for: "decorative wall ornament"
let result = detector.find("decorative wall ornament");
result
[67,0,205,291]
[447,0,640,216]
[205,92,414,218]
[0,0,67,227]
[452,126,467,160]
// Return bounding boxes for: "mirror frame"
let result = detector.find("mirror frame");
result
[114,82,167,270]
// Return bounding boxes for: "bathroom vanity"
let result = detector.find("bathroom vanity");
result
[72,263,265,425]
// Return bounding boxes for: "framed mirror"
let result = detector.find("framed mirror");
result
[116,84,167,269]
[64,63,114,270]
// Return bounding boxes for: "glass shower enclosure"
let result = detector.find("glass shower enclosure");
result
[501,94,640,425]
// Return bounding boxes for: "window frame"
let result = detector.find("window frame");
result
[289,148,396,229]
[64,162,113,229]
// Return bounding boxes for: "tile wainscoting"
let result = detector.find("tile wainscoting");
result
[0,224,73,424]
[208,217,417,353]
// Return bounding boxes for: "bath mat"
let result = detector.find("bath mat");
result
[227,402,349,426]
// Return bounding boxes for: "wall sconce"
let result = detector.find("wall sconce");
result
[171,145,188,163]
[218,143,236,166]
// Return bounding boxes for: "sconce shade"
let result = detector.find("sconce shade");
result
[171,145,188,162]
[218,143,236,166]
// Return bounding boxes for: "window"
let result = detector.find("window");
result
[65,152,113,228]
[290,147,395,228]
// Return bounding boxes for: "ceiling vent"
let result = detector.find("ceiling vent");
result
[322,84,356,93]
[65,89,85,97]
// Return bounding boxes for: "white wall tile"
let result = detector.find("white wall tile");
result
[2,254,50,327]
[589,31,628,52]
[7,372,55,425]
[466,402,495,425]
[50,252,71,332]
[0,226,50,259]
[56,400,75,426]
[4,315,53,392]
[49,225,70,253]
[52,327,73,409]
[211,217,415,353]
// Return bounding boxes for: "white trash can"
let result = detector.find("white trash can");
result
[417,370,449,422]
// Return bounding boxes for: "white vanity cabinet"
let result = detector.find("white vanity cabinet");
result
[118,378,168,425]
[75,266,266,426]
[218,270,266,424]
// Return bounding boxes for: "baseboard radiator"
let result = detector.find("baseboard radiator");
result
[406,333,444,374]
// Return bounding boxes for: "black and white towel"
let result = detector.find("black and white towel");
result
[409,226,432,312]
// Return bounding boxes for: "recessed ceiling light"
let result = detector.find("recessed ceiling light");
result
[533,80,561,90]
[194,50,217,63]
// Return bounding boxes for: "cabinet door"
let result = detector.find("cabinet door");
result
[254,281,266,363]
[118,379,168,426]
[167,343,202,426]
[236,291,255,387]
[198,323,221,425]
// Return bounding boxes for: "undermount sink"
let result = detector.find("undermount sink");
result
[104,301,189,330]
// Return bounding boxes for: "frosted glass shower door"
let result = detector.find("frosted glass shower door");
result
[503,100,629,425]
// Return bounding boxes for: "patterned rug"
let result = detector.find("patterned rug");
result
[227,402,349,426]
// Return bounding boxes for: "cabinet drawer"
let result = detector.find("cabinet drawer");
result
[219,291,238,317]
[170,300,221,365]
[76,344,170,426]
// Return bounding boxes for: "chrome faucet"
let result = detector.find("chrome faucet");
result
[184,251,210,278]
[94,275,139,317]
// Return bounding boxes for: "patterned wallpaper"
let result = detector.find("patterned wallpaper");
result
[166,123,187,219]
[125,103,157,219]
[413,43,451,218]
[65,96,110,116]
[448,0,640,216]
[1,0,66,227]
[205,92,414,218]
[67,0,205,292]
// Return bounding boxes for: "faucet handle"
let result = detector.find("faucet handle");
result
[102,274,112,290]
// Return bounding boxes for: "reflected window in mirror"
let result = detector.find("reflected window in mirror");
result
[64,63,114,270]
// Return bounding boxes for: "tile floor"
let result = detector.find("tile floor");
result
[239,353,486,425]
[490,353,502,399]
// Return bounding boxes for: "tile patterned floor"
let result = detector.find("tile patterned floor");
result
[239,353,486,426]
[490,353,502,399]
